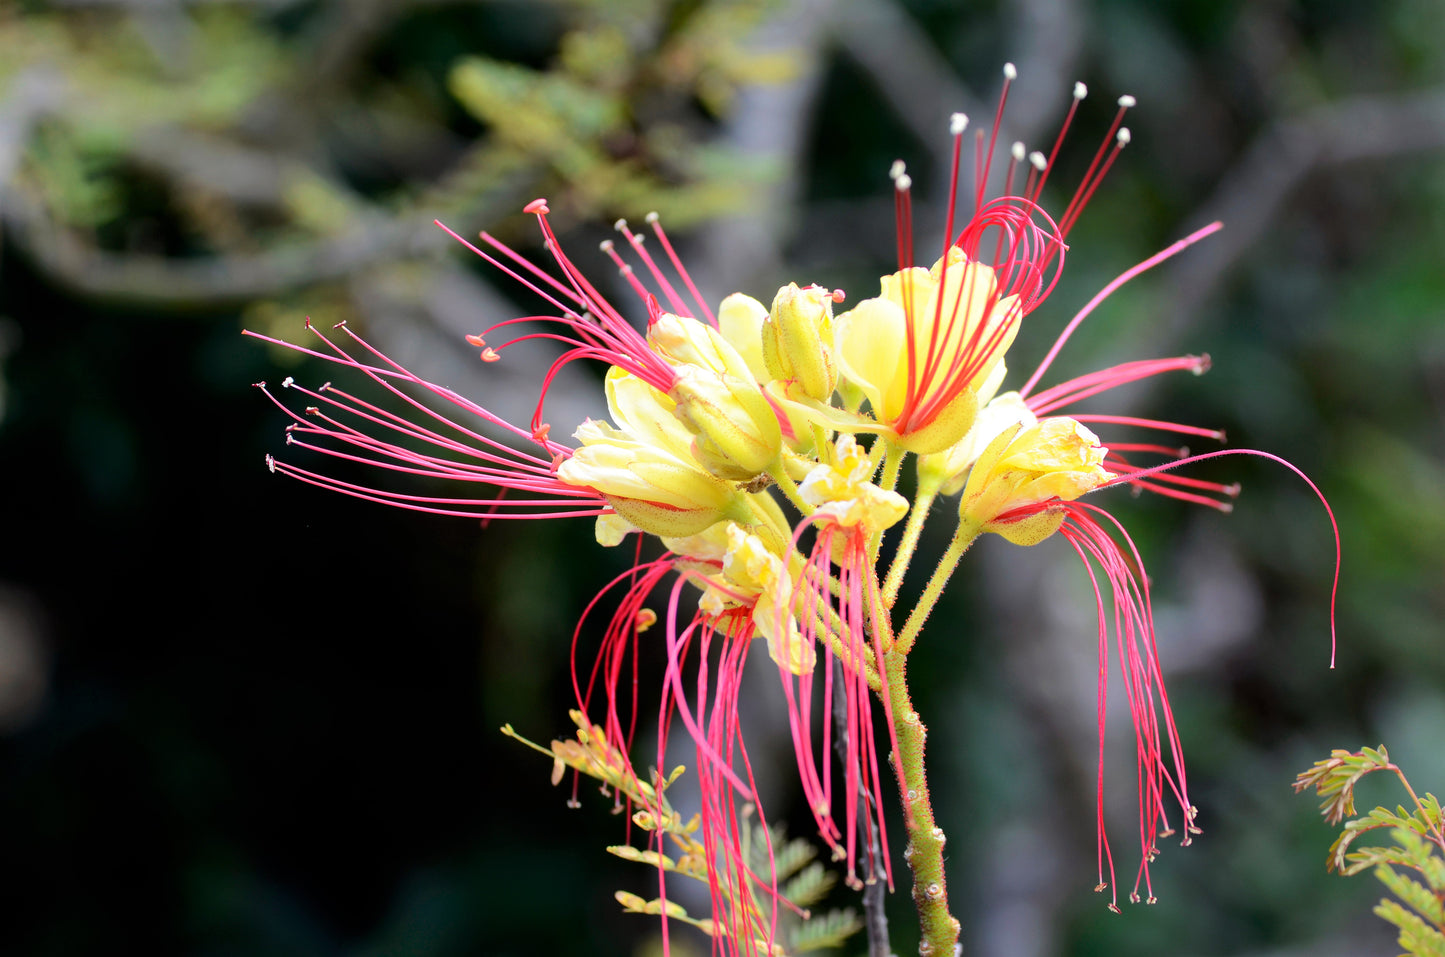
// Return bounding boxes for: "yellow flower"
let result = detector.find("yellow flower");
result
[648,311,756,382]
[834,248,1022,453]
[693,523,816,676]
[957,417,1113,546]
[715,292,771,383]
[668,366,783,481]
[799,435,909,531]
[558,368,741,538]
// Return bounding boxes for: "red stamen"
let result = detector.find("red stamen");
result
[1020,222,1224,399]
[1029,82,1088,203]
[614,218,693,319]
[648,212,717,325]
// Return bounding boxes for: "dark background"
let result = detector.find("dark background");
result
[1,1,1443,955]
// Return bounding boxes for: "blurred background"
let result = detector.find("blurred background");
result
[1,0,1443,955]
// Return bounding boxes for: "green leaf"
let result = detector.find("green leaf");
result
[780,862,836,910]
[787,907,864,954]
[1376,864,1444,927]
[1374,899,1445,957]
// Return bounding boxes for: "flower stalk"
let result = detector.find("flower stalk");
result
[883,647,958,957]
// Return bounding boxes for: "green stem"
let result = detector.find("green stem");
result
[882,475,941,609]
[769,459,812,516]
[895,519,978,656]
[810,422,833,462]
[876,438,902,493]
[865,439,906,565]
[883,646,958,956]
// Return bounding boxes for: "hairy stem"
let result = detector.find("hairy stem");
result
[770,459,812,516]
[883,474,941,609]
[895,519,978,656]
[883,647,958,956]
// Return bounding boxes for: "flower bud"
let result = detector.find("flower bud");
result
[762,283,838,402]
[958,417,1113,546]
[648,311,754,381]
[669,366,783,481]
[559,419,740,537]
[799,435,909,532]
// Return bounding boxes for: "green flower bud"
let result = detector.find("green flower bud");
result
[762,283,838,402]
[669,366,783,481]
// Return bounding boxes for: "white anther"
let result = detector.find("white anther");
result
[281,376,294,388]
[1029,150,1047,171]
[1003,62,1017,80]
[599,239,614,252]
[320,381,331,392]
[613,218,628,232]
[889,159,906,180]
[1117,127,1131,145]
[645,211,659,223]
[1073,81,1088,99]
[266,454,276,473]
[631,234,645,246]
[894,173,912,192]
[949,112,968,135]
[284,433,295,445]
[1118,94,1137,108]
[1011,141,1026,162]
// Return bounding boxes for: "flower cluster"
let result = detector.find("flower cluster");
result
[250,65,1338,957]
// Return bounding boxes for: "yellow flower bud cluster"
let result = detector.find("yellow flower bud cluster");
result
[956,417,1114,545]
[555,255,1114,645]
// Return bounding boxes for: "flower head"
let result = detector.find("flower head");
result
[250,62,1341,954]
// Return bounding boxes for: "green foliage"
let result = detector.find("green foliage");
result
[0,0,782,310]
[1297,746,1445,956]
[504,715,861,956]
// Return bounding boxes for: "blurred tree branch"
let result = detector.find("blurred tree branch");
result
[0,1,784,310]
[1161,87,1445,348]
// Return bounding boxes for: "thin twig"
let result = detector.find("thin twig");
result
[832,655,895,957]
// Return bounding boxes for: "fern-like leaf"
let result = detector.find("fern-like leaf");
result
[787,907,864,954]
[781,862,836,911]
[1375,899,1445,957]
[1376,864,1445,927]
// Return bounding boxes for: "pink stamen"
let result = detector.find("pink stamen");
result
[1028,81,1087,203]
[615,218,693,320]
[245,324,618,520]
[1028,355,1210,414]
[975,62,1017,209]
[1071,414,1226,441]
[1095,448,1341,666]
[1055,96,1135,241]
[597,237,653,303]
[1020,222,1224,399]
[648,212,717,325]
